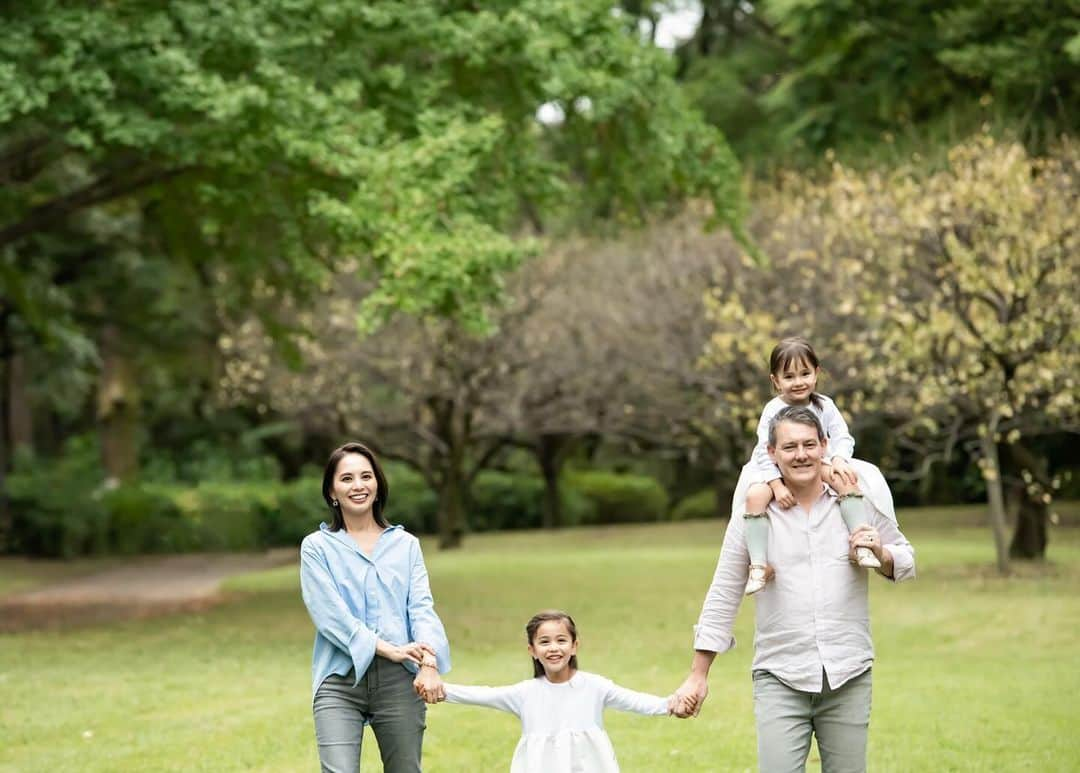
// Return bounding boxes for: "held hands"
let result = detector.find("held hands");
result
[768,479,796,509]
[670,674,708,718]
[407,643,445,704]
[413,665,445,704]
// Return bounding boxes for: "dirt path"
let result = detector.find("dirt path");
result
[0,549,297,632]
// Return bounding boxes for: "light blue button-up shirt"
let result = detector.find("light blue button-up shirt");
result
[300,522,451,696]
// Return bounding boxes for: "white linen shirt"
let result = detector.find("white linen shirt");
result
[748,395,855,485]
[693,483,915,692]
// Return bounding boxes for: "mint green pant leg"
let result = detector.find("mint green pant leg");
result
[753,669,872,773]
[815,669,872,773]
[753,670,813,773]
[838,495,870,534]
[745,514,769,566]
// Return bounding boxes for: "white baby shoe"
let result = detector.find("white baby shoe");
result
[744,564,768,595]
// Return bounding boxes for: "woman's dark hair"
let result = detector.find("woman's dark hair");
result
[769,336,824,409]
[322,442,390,531]
[525,610,579,678]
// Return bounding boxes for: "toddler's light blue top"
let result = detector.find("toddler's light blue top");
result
[300,522,451,696]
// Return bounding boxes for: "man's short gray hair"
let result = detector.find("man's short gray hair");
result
[768,405,826,447]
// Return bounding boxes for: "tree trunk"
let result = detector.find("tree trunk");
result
[0,355,9,553]
[0,314,13,552]
[8,351,33,453]
[436,462,466,550]
[97,324,140,484]
[1008,495,1048,560]
[432,395,467,550]
[978,431,1011,575]
[1005,443,1049,560]
[536,434,571,530]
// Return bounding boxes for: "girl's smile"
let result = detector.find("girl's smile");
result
[771,357,820,406]
[529,619,579,683]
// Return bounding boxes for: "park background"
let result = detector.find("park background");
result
[1,1,1077,771]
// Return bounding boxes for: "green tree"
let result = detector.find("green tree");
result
[673,0,1080,163]
[1,0,745,544]
[704,135,1080,572]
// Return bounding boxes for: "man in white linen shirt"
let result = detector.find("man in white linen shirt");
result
[674,405,915,773]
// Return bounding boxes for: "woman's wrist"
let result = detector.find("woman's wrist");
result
[419,655,438,670]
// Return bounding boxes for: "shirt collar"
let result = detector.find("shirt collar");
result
[319,522,403,554]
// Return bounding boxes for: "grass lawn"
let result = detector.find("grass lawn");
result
[1,512,1078,772]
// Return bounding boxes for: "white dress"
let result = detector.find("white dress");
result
[443,671,669,773]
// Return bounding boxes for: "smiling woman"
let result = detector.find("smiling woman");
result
[299,442,451,772]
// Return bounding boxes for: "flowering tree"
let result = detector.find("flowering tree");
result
[704,135,1079,572]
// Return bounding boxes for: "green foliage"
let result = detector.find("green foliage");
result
[1,0,744,349]
[469,470,597,531]
[102,483,186,555]
[141,440,283,484]
[383,463,439,535]
[565,469,670,523]
[6,454,326,556]
[6,436,109,558]
[675,0,1080,164]
[670,488,721,521]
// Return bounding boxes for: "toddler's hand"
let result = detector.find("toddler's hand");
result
[770,480,796,509]
[829,459,858,486]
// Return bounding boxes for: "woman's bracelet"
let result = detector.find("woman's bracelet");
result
[420,657,438,670]
[837,491,864,501]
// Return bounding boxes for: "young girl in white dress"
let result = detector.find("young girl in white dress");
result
[436,610,673,773]
[739,337,881,595]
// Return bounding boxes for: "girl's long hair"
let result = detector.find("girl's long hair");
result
[321,442,390,531]
[770,337,825,409]
[526,610,579,678]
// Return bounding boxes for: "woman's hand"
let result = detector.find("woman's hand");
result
[378,640,435,666]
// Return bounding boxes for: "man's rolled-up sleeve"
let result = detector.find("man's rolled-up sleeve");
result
[693,514,749,652]
[873,511,916,583]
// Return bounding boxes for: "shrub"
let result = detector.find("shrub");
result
[262,477,324,546]
[103,483,187,554]
[670,489,723,521]
[6,437,110,558]
[381,464,439,534]
[564,471,669,524]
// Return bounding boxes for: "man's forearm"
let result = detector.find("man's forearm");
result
[875,547,895,580]
[691,649,717,677]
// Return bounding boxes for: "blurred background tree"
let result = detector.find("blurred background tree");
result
[668,0,1080,164]
[3,1,1077,566]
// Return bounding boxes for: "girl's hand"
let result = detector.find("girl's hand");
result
[769,479,796,509]
[829,459,858,486]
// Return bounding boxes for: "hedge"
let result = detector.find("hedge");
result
[564,470,669,524]
[6,456,670,556]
